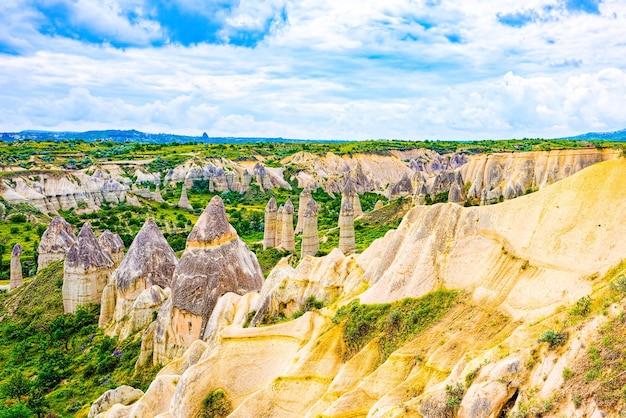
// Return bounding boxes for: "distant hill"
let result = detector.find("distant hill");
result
[560,128,626,142]
[0,129,310,144]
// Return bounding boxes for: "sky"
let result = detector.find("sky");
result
[0,0,625,140]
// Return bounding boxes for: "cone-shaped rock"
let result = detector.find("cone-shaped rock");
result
[152,183,164,203]
[301,198,320,257]
[281,199,295,251]
[263,197,278,250]
[98,230,125,267]
[373,200,384,211]
[339,198,355,255]
[342,177,363,217]
[63,223,114,313]
[10,244,22,290]
[295,188,311,234]
[102,219,178,337]
[37,216,76,272]
[448,172,466,204]
[158,196,263,360]
[276,205,284,247]
[177,185,193,210]
[390,173,414,198]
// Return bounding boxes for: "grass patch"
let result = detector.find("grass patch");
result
[332,290,459,362]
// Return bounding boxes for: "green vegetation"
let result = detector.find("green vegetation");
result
[332,290,459,362]
[537,329,568,349]
[445,382,465,409]
[198,389,232,418]
[0,261,160,417]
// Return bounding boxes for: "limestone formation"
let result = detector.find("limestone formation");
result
[338,198,355,255]
[62,223,114,313]
[276,205,284,248]
[295,188,312,234]
[301,198,320,257]
[373,200,384,211]
[263,197,278,250]
[98,230,125,267]
[153,196,263,363]
[177,185,193,210]
[281,199,295,251]
[100,219,178,336]
[37,216,77,272]
[10,244,22,290]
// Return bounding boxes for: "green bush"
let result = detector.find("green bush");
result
[9,214,27,223]
[538,329,568,349]
[569,295,592,317]
[198,389,232,418]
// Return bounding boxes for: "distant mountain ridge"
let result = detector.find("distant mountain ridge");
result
[0,129,310,144]
[560,128,626,142]
[1,128,626,143]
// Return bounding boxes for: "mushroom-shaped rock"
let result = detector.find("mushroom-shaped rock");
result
[263,197,278,250]
[101,219,178,333]
[301,198,320,257]
[295,188,312,234]
[10,244,23,290]
[98,230,125,267]
[63,223,114,313]
[158,196,263,361]
[281,199,295,251]
[37,216,76,272]
[338,198,355,255]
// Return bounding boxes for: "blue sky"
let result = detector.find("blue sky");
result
[0,0,625,140]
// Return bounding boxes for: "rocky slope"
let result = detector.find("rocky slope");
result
[92,158,626,417]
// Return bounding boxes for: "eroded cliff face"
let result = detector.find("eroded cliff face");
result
[93,159,626,417]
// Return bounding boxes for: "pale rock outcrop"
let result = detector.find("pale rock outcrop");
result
[448,172,466,204]
[295,188,312,234]
[263,197,278,250]
[37,216,76,272]
[98,230,125,267]
[89,385,144,418]
[373,200,384,211]
[63,223,114,313]
[253,163,273,191]
[10,244,22,290]
[342,177,363,218]
[176,185,193,210]
[152,183,164,203]
[281,199,295,251]
[101,219,178,337]
[276,205,284,248]
[152,196,263,363]
[389,173,414,198]
[301,198,320,257]
[338,198,355,255]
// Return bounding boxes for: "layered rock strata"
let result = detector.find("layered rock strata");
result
[151,196,263,363]
[10,243,22,290]
[37,216,77,272]
[62,223,114,313]
[100,219,178,338]
[280,200,295,251]
[263,197,278,250]
[301,198,320,257]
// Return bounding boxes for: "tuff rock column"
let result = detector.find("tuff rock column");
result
[10,244,22,290]
[177,185,193,210]
[295,188,312,234]
[339,198,355,255]
[276,205,284,247]
[263,197,278,250]
[281,200,295,251]
[301,198,320,257]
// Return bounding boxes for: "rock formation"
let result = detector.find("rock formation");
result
[62,223,114,313]
[176,185,193,210]
[342,177,363,218]
[151,196,263,363]
[100,219,178,338]
[373,200,384,211]
[295,188,312,234]
[275,205,284,248]
[98,230,125,267]
[37,216,77,272]
[280,200,295,251]
[10,244,22,290]
[447,172,466,204]
[338,198,355,255]
[389,172,414,198]
[300,198,320,257]
[263,197,278,250]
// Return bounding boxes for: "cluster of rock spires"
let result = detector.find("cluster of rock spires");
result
[263,197,295,251]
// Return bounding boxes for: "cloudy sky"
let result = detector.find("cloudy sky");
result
[1,0,625,140]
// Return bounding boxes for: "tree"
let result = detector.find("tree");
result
[1,371,31,402]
